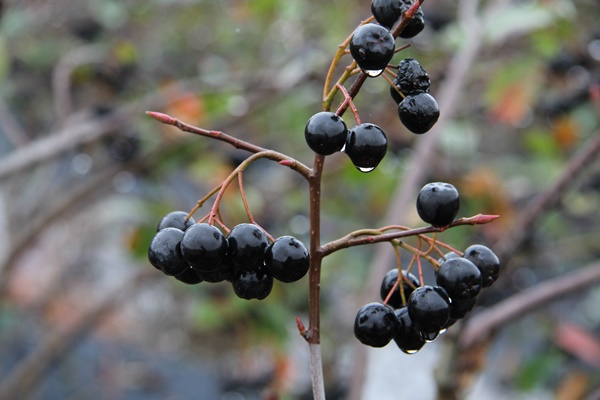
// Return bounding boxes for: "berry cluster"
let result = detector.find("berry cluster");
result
[148,211,310,300]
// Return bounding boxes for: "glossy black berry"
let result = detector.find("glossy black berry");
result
[180,223,228,272]
[174,267,203,285]
[148,227,189,276]
[463,245,500,288]
[436,258,482,300]
[371,0,403,29]
[344,123,388,172]
[390,58,430,103]
[227,223,269,272]
[407,285,451,334]
[416,182,460,227]
[231,265,273,300]
[157,211,195,232]
[196,259,233,283]
[398,92,440,134]
[380,268,420,309]
[398,0,425,39]
[393,307,426,354]
[304,112,348,155]
[349,23,395,76]
[354,302,399,348]
[264,236,310,283]
[449,297,477,320]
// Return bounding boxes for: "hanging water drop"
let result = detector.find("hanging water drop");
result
[357,166,375,173]
[403,349,420,355]
[364,69,383,77]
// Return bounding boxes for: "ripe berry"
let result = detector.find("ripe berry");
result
[180,223,228,272]
[416,182,460,227]
[390,58,430,103]
[227,223,269,271]
[407,285,451,334]
[380,268,420,309]
[344,123,388,172]
[463,244,500,287]
[349,23,395,76]
[175,267,203,285]
[148,227,189,276]
[304,112,348,155]
[354,302,399,348]
[157,211,195,232]
[436,258,482,300]
[393,307,426,354]
[264,236,310,283]
[231,265,273,300]
[398,0,426,39]
[371,0,403,30]
[398,92,440,134]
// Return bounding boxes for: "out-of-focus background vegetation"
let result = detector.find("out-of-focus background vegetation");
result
[0,0,599,399]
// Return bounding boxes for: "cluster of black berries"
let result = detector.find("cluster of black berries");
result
[147,211,310,300]
[304,112,388,173]
[353,181,500,352]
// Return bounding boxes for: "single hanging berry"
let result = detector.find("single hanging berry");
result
[227,223,270,272]
[264,236,310,283]
[231,265,274,300]
[407,285,451,336]
[344,123,388,172]
[349,23,395,77]
[304,111,348,155]
[354,302,400,347]
[416,182,460,227]
[398,92,440,134]
[371,0,404,30]
[180,223,228,272]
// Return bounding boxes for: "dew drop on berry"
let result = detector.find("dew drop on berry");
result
[357,166,376,173]
[364,69,384,77]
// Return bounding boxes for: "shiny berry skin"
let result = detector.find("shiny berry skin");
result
[398,0,425,39]
[449,297,477,320]
[180,223,228,272]
[264,236,310,283]
[354,302,399,348]
[349,23,395,76]
[231,265,273,300]
[304,112,348,155]
[344,123,388,172]
[157,211,195,232]
[436,258,482,300]
[174,267,203,285]
[463,245,500,287]
[398,92,440,134]
[196,259,233,283]
[148,227,189,276]
[390,58,430,103]
[407,285,451,334]
[371,0,403,29]
[393,307,426,354]
[416,182,460,227]
[380,268,420,308]
[227,223,270,271]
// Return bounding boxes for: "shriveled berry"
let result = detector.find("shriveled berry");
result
[264,236,310,283]
[380,268,420,309]
[398,0,425,38]
[464,244,500,287]
[350,23,395,76]
[227,223,270,271]
[407,285,451,334]
[390,58,430,103]
[436,258,482,300]
[174,267,203,285]
[344,123,388,172]
[354,302,399,348]
[416,182,460,227]
[148,227,189,276]
[231,266,273,300]
[157,211,195,232]
[393,307,426,354]
[180,223,228,272]
[304,112,348,155]
[398,92,440,134]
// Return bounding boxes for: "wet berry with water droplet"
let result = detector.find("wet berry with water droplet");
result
[436,257,482,300]
[231,265,273,300]
[304,112,348,155]
[393,307,426,354]
[407,285,451,335]
[463,244,500,287]
[350,23,395,76]
[180,223,228,272]
[148,227,189,276]
[344,123,388,172]
[264,236,310,283]
[227,223,270,272]
[398,92,440,134]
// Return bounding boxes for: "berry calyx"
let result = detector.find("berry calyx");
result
[407,285,451,334]
[304,112,348,155]
[463,244,500,288]
[227,223,270,271]
[231,265,274,300]
[349,23,395,76]
[436,258,482,300]
[393,307,426,354]
[156,211,195,232]
[264,236,310,283]
[354,302,399,348]
[398,92,440,134]
[148,227,189,276]
[416,182,460,227]
[390,58,430,103]
[344,123,388,172]
[180,223,228,272]
[380,268,420,308]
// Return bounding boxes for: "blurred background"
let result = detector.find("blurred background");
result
[0,0,599,399]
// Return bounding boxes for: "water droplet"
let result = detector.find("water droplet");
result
[340,144,346,153]
[403,349,419,355]
[364,69,383,77]
[438,328,447,335]
[419,331,439,342]
[357,166,375,173]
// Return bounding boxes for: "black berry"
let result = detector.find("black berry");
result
[371,0,403,29]
[390,58,430,103]
[349,23,395,76]
[174,267,203,285]
[231,265,273,300]
[180,223,228,272]
[393,307,426,354]
[354,302,399,348]
[304,112,348,155]
[196,259,233,283]
[436,258,482,300]
[398,92,440,134]
[264,236,310,283]
[463,244,500,287]
[157,211,195,232]
[416,182,460,227]
[398,0,425,39]
[449,297,477,320]
[380,268,420,308]
[148,227,189,276]
[344,123,388,172]
[227,223,270,272]
[407,285,451,334]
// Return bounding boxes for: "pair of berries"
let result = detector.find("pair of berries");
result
[148,211,310,300]
[304,112,387,173]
